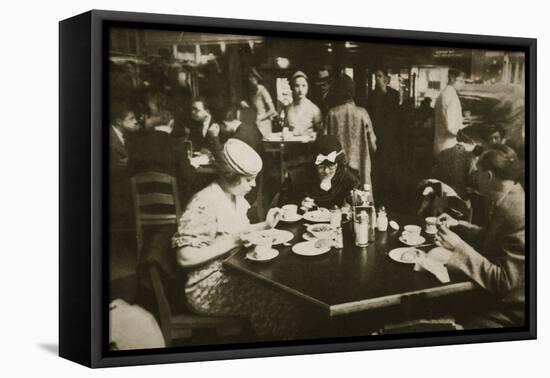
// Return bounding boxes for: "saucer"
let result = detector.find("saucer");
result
[292,241,331,256]
[241,229,294,245]
[246,249,279,262]
[399,235,426,247]
[303,209,330,223]
[388,247,420,264]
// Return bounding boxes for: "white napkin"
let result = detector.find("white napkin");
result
[319,178,332,191]
[413,248,452,283]
[190,154,210,168]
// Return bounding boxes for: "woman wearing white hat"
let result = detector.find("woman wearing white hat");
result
[172,138,307,339]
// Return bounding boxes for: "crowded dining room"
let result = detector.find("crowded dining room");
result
[108,27,526,350]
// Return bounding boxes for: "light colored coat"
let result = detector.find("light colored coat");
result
[325,101,376,186]
[434,85,463,156]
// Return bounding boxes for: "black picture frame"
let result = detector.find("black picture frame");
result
[59,9,537,368]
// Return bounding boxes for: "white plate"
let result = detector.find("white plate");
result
[246,249,279,262]
[388,247,420,264]
[303,209,331,223]
[292,241,331,256]
[302,232,316,241]
[280,213,302,222]
[399,235,426,246]
[241,229,294,245]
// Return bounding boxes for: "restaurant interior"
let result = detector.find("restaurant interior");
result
[108,27,526,349]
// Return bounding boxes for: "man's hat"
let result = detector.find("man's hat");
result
[315,69,331,85]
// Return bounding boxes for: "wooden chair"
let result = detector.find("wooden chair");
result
[145,262,244,346]
[130,172,182,257]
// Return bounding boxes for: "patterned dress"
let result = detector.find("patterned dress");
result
[325,101,376,187]
[172,182,315,339]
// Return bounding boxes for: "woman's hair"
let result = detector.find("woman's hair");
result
[291,71,308,86]
[331,74,355,105]
[478,143,521,181]
[215,157,245,186]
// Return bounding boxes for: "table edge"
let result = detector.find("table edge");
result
[328,281,477,316]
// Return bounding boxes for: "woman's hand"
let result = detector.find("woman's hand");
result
[265,207,282,229]
[300,197,315,211]
[435,224,463,251]
[240,100,250,109]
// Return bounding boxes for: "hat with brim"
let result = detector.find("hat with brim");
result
[315,69,332,85]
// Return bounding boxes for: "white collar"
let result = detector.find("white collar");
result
[112,126,125,145]
[154,125,173,134]
[201,116,212,137]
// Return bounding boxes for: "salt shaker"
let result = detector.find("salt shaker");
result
[330,207,344,248]
[377,206,388,231]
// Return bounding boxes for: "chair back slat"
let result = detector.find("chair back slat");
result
[134,172,173,185]
[131,172,182,256]
[138,193,175,207]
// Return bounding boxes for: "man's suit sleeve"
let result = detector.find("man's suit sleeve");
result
[447,229,524,299]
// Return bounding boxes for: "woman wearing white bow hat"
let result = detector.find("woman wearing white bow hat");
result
[172,138,312,339]
[281,135,359,210]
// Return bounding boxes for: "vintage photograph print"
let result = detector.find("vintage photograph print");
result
[106,21,531,356]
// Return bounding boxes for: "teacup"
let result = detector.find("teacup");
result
[282,204,298,220]
[402,225,422,243]
[253,240,273,259]
[425,217,437,235]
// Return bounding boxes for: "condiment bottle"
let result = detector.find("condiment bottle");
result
[330,207,344,249]
[354,210,369,247]
[362,184,376,242]
[377,206,388,231]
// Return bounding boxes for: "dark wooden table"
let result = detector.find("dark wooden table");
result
[224,213,476,317]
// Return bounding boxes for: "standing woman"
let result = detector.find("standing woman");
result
[325,74,377,187]
[285,71,323,135]
[242,68,277,139]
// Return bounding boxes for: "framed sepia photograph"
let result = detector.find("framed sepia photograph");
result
[59,9,536,368]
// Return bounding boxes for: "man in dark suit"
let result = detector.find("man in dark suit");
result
[187,97,218,153]
[110,102,139,169]
[110,101,140,230]
[127,110,203,206]
[208,106,264,157]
